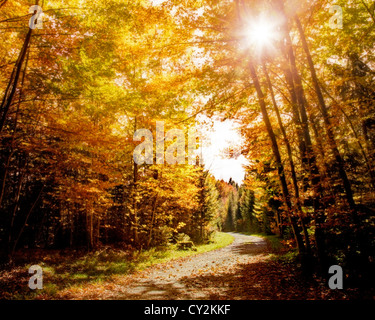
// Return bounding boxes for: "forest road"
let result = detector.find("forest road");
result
[104,232,271,300]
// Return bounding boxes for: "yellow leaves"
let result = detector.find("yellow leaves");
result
[176,222,186,230]
[87,186,101,194]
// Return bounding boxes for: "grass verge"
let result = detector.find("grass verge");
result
[237,231,285,252]
[0,232,234,300]
[238,232,302,268]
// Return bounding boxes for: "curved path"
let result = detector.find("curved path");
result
[58,232,349,300]
[102,232,269,300]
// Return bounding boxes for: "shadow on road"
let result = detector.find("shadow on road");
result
[114,233,354,300]
[229,241,267,256]
[177,260,350,300]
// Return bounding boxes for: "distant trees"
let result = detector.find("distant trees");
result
[220,174,284,237]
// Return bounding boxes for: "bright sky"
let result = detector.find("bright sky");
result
[150,0,167,5]
[149,0,252,184]
[197,115,248,185]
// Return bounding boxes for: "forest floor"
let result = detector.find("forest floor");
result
[78,232,354,300]
[1,232,372,300]
[43,233,361,299]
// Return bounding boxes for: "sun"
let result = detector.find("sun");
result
[247,21,274,46]
[243,15,280,53]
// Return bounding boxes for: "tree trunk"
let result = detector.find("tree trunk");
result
[295,15,356,212]
[132,117,139,246]
[10,184,44,260]
[0,24,33,132]
[262,60,312,254]
[249,60,306,254]
[147,183,160,248]
[274,0,327,268]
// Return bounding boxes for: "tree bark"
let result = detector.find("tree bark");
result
[295,15,356,211]
[262,60,312,254]
[274,0,327,268]
[132,117,139,246]
[0,28,33,132]
[249,60,306,254]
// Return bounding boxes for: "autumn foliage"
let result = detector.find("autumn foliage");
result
[0,0,374,292]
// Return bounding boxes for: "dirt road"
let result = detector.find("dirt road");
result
[56,232,351,300]
[101,232,271,299]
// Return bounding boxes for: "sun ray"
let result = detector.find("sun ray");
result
[242,14,282,55]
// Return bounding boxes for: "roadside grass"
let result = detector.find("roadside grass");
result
[1,232,234,300]
[238,232,301,270]
[237,231,285,252]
